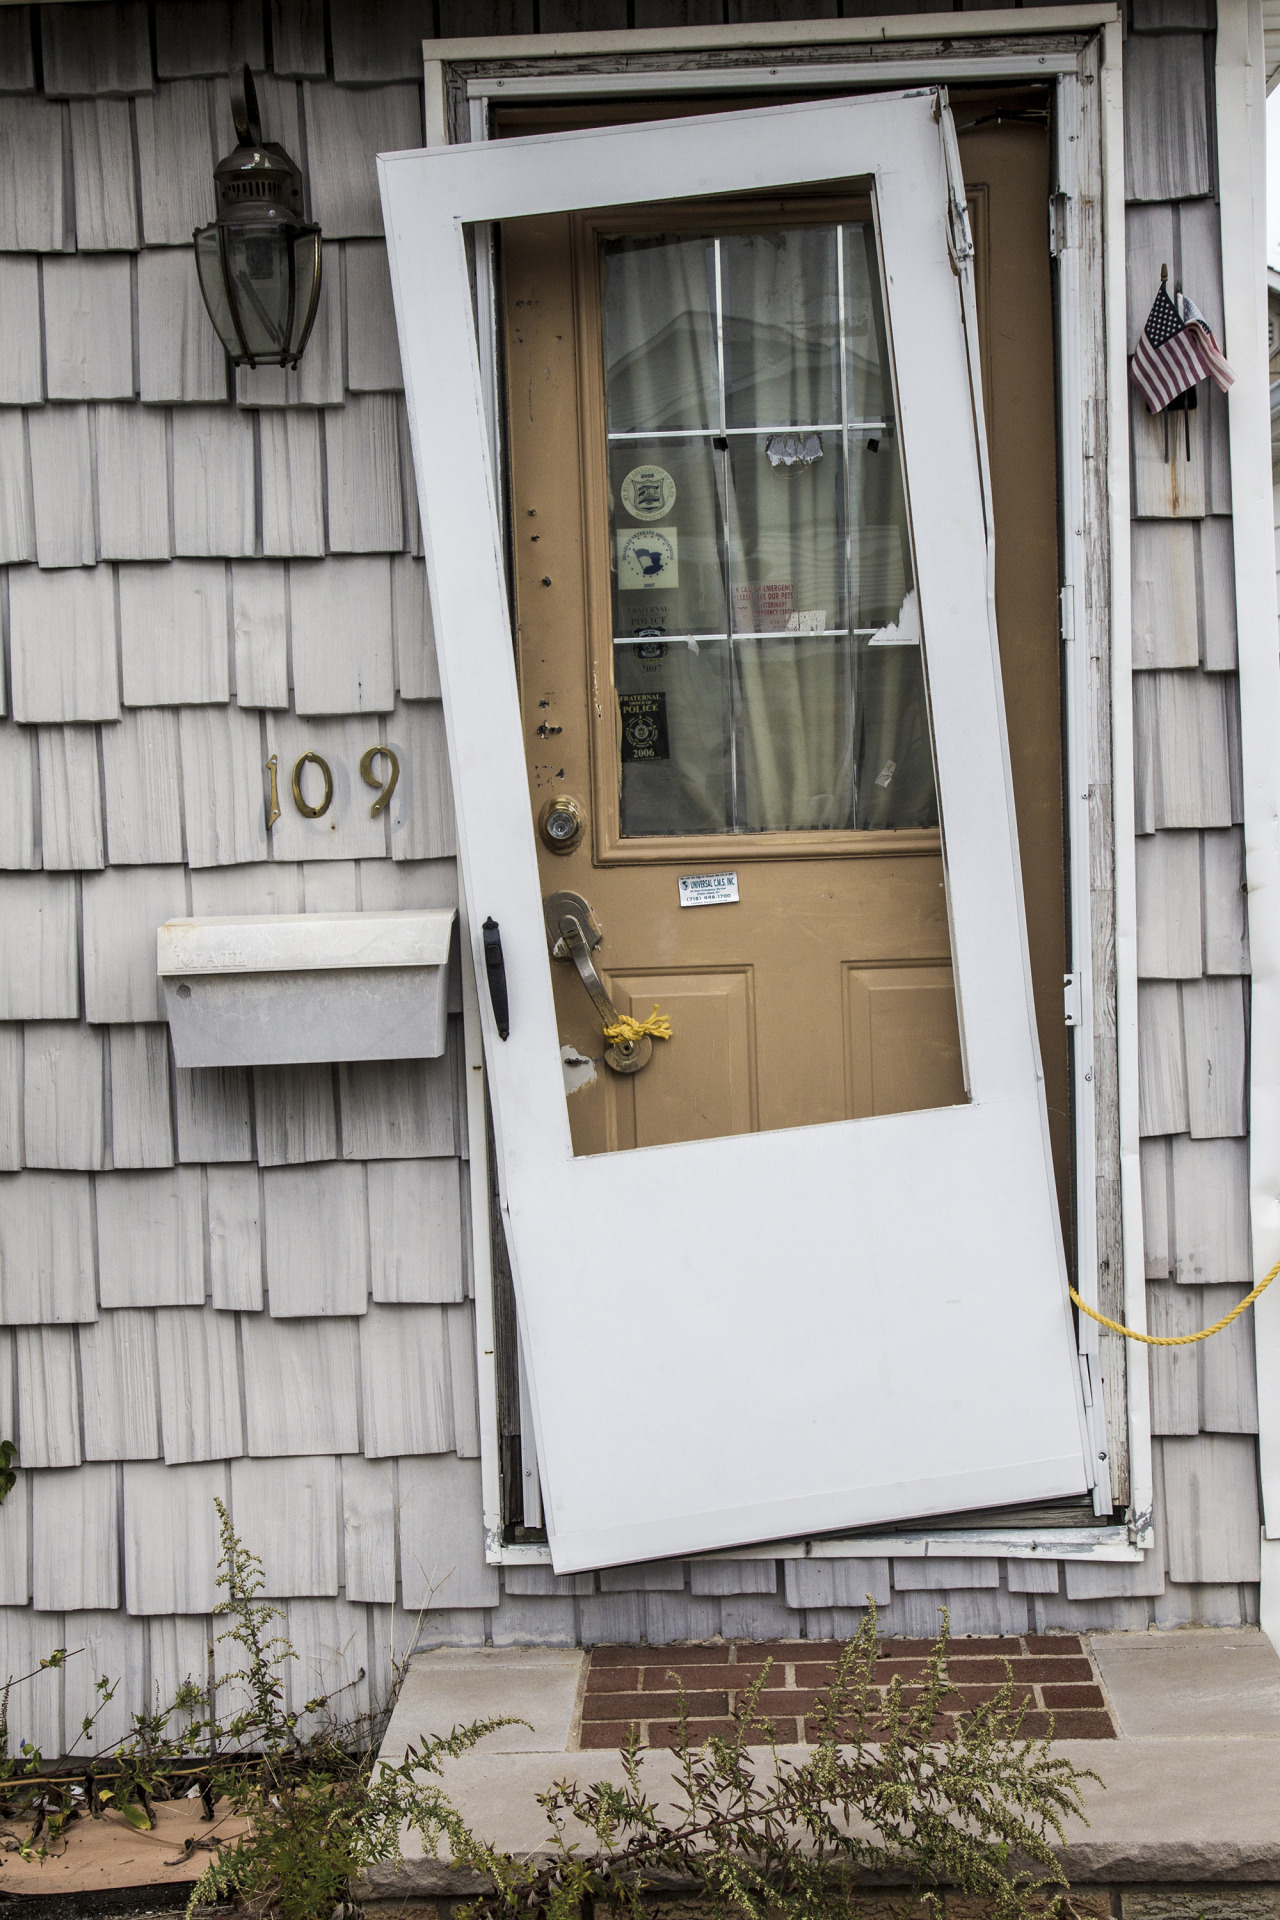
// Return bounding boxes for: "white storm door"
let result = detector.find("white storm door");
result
[380,91,1093,1575]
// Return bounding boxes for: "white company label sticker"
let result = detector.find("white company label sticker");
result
[678,872,739,908]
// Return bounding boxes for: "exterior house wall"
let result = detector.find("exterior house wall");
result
[0,0,1266,1752]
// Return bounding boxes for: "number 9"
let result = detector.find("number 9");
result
[360,745,400,818]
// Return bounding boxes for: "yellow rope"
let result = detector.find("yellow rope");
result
[602,1004,673,1045]
[1069,1254,1280,1346]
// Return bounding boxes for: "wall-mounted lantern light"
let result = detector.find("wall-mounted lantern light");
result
[194,66,322,369]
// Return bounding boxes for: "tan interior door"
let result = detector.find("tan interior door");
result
[501,101,1065,1181]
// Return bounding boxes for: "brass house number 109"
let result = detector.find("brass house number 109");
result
[265,747,400,829]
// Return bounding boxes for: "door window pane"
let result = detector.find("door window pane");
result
[600,219,937,838]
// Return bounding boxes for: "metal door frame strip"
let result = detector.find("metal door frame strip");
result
[423,10,1150,1569]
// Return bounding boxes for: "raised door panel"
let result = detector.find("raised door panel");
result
[605,968,756,1149]
[844,963,966,1119]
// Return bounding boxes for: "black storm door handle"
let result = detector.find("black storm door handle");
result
[482,918,510,1039]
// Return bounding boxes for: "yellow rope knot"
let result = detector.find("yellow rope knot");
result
[602,1004,673,1045]
[1069,1252,1280,1346]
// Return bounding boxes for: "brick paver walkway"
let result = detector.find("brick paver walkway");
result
[580,1635,1116,1748]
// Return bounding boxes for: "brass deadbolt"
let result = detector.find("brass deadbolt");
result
[539,794,586,855]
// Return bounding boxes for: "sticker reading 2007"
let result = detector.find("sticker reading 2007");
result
[618,528,678,590]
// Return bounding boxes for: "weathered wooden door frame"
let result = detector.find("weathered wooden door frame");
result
[411,15,1154,1574]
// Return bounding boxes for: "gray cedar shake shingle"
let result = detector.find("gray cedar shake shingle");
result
[43,256,133,401]
[339,1058,456,1159]
[1130,0,1213,26]
[119,562,231,706]
[1169,1132,1251,1283]
[1130,382,1207,520]
[324,395,404,553]
[391,557,440,700]
[644,1595,721,1646]
[232,563,289,709]
[894,1556,1000,1593]
[1141,1134,1171,1278]
[1131,522,1198,670]
[367,1158,464,1303]
[0,1469,31,1604]
[122,1459,228,1613]
[578,1592,643,1644]
[1200,1284,1260,1433]
[1122,34,1211,201]
[172,406,257,558]
[263,713,389,861]
[0,411,36,564]
[138,249,229,405]
[358,855,457,913]
[208,1163,263,1309]
[359,1303,452,1457]
[0,876,80,1018]
[28,404,96,566]
[254,1063,337,1166]
[1200,519,1238,670]
[398,1455,498,1610]
[240,1313,359,1454]
[271,0,326,75]
[149,1616,210,1725]
[135,82,218,246]
[179,705,269,867]
[284,1598,371,1726]
[32,1464,121,1611]
[1147,1279,1200,1433]
[214,68,300,169]
[775,1560,865,1606]
[174,1066,253,1161]
[96,1167,206,1308]
[236,242,343,407]
[23,1022,106,1169]
[155,0,264,77]
[290,557,396,714]
[69,100,139,251]
[82,864,189,1023]
[230,1454,340,1595]
[16,1326,81,1464]
[0,8,35,89]
[0,1611,66,1754]
[447,1301,479,1456]
[155,1305,245,1463]
[1180,975,1247,1137]
[1067,1461,1169,1598]
[491,1594,577,1647]
[302,860,357,911]
[0,99,66,251]
[345,242,402,391]
[1135,831,1201,978]
[385,702,456,860]
[330,0,426,81]
[101,708,185,864]
[303,84,423,238]
[259,409,326,554]
[1137,980,1188,1136]
[79,1310,162,1458]
[1162,1435,1261,1582]
[109,1025,176,1168]
[0,1028,22,1170]
[62,1611,148,1752]
[1203,828,1250,974]
[0,1171,95,1322]
[9,566,119,722]
[189,859,300,915]
[41,3,152,95]
[96,404,171,562]
[397,397,422,556]
[0,728,38,870]
[1133,672,1235,833]
[503,1567,594,1598]
[0,259,42,402]
[262,1162,368,1315]
[36,725,105,871]
[341,1454,396,1602]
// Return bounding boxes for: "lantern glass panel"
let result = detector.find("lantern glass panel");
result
[194,220,321,366]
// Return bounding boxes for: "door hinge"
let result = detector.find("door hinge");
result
[1059,584,1075,642]
[1064,971,1083,1027]
[1049,191,1077,257]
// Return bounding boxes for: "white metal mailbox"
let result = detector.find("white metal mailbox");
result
[158,910,457,1067]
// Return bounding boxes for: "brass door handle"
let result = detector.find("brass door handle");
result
[543,891,652,1075]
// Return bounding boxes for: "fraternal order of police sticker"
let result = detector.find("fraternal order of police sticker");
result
[621,464,677,521]
[618,528,678,590]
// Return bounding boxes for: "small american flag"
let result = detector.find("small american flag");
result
[1131,280,1236,413]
